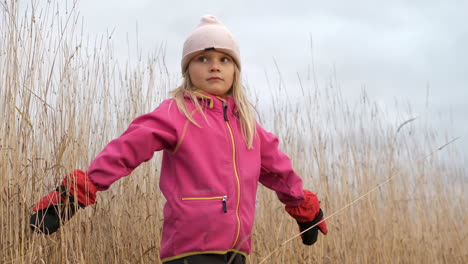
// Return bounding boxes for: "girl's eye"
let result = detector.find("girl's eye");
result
[221,57,231,63]
[197,56,207,63]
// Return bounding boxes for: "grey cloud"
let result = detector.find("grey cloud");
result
[76,0,467,155]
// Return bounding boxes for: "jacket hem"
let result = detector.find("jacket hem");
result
[161,249,248,263]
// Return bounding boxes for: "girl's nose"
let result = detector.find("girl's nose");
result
[209,61,220,72]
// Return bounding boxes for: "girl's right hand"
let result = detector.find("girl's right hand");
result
[30,170,97,234]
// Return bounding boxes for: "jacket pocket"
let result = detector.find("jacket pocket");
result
[181,195,228,213]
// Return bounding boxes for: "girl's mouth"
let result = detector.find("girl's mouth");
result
[207,77,223,81]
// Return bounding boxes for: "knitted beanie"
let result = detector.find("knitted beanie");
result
[181,15,241,72]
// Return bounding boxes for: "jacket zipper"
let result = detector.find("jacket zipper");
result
[181,196,228,213]
[222,196,227,213]
[222,101,241,249]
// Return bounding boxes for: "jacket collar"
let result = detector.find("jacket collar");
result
[184,90,238,113]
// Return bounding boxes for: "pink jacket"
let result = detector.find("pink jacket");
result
[86,91,305,262]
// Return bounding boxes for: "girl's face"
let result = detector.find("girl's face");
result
[188,50,235,96]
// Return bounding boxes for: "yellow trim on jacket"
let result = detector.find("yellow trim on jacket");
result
[161,249,247,263]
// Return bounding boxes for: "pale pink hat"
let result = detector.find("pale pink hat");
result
[181,15,241,72]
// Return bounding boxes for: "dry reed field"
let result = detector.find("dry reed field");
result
[1,1,467,263]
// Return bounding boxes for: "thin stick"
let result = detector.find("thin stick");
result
[259,136,461,264]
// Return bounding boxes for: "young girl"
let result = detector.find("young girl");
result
[30,15,328,264]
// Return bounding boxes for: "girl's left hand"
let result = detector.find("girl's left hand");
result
[285,190,328,245]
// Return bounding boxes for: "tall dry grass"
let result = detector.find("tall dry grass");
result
[1,1,467,263]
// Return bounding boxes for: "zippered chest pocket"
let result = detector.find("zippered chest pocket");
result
[181,196,228,213]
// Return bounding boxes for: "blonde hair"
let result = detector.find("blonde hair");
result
[171,65,256,149]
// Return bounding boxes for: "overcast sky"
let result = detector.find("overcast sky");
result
[77,0,467,157]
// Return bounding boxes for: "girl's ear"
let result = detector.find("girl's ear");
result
[183,71,191,83]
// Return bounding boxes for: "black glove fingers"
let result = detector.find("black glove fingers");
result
[30,199,79,235]
[30,205,61,234]
[298,222,319,245]
[297,209,325,246]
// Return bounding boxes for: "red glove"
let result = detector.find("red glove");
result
[30,170,97,234]
[285,190,328,245]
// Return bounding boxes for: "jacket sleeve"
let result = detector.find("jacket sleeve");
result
[86,100,177,190]
[257,123,305,206]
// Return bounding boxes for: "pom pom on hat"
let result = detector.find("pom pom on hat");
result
[181,15,241,72]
